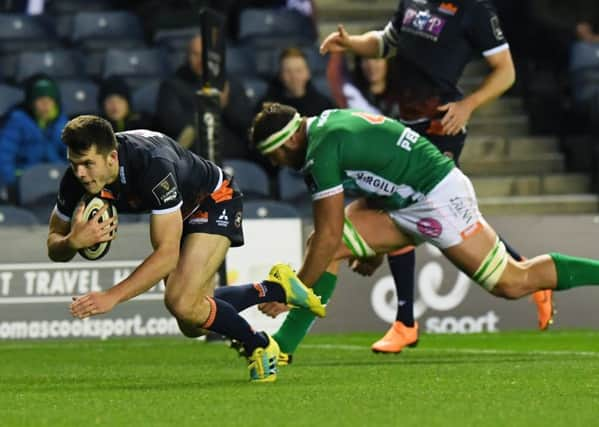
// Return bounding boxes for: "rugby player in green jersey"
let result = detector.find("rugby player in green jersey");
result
[251,103,599,361]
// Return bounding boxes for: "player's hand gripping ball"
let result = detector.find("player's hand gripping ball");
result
[75,195,118,260]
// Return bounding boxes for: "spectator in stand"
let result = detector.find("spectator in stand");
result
[98,76,154,133]
[258,47,334,117]
[332,53,401,119]
[156,34,253,160]
[0,74,67,192]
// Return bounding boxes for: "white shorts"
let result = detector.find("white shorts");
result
[388,168,483,249]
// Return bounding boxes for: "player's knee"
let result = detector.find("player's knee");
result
[490,277,528,299]
[490,283,521,300]
[164,292,195,323]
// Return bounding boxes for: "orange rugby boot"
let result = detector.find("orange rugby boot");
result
[533,289,556,330]
[371,321,419,353]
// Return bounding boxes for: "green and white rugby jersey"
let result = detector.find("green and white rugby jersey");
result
[303,109,455,210]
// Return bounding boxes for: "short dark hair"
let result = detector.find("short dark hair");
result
[250,102,298,148]
[61,115,117,155]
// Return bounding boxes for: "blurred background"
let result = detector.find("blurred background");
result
[0,0,598,223]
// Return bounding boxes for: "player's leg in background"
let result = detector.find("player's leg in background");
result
[273,198,415,357]
[371,125,466,353]
[371,246,419,353]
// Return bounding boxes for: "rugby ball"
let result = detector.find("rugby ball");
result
[76,195,118,260]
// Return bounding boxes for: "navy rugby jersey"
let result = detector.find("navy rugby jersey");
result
[54,129,223,221]
[381,0,508,121]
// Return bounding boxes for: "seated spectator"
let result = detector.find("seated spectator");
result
[156,34,253,159]
[337,54,401,119]
[98,76,154,132]
[258,47,334,116]
[0,73,67,193]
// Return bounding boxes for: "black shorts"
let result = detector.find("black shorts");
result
[409,121,467,166]
[182,174,244,247]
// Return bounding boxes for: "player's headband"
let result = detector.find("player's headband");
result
[257,113,302,154]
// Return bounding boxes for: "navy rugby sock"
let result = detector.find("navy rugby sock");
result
[499,234,524,261]
[388,250,415,327]
[214,281,286,312]
[203,297,268,354]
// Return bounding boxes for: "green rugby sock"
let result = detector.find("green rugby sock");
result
[550,253,599,290]
[273,272,337,354]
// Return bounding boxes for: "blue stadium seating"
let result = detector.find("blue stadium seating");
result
[70,11,144,50]
[153,27,201,51]
[0,84,24,119]
[278,167,308,201]
[0,205,39,227]
[15,49,84,83]
[58,79,100,117]
[18,162,68,206]
[312,75,333,101]
[226,45,255,76]
[102,48,168,90]
[132,79,161,115]
[570,42,599,104]
[239,77,268,109]
[0,14,59,54]
[238,8,316,43]
[302,46,328,76]
[222,159,270,200]
[243,200,300,219]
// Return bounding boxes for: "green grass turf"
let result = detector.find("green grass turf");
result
[2,331,599,427]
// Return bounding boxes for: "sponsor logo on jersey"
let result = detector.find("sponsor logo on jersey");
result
[490,16,503,41]
[216,209,229,227]
[346,170,422,201]
[402,7,447,41]
[417,217,443,237]
[152,173,178,205]
[316,109,334,127]
[188,210,209,225]
[438,2,458,15]
[234,211,242,228]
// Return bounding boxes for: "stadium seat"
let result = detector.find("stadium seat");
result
[0,205,39,227]
[154,27,201,51]
[0,14,59,54]
[278,167,309,201]
[302,46,328,77]
[570,42,599,104]
[222,159,270,199]
[102,48,168,90]
[14,49,84,83]
[240,77,268,109]
[58,79,100,118]
[312,75,333,101]
[132,80,161,115]
[70,11,144,50]
[238,8,316,43]
[226,45,255,76]
[18,162,68,206]
[243,200,300,219]
[0,84,24,119]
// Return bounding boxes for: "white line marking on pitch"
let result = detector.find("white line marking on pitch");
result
[302,344,599,357]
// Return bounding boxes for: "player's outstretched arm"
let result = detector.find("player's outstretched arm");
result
[320,25,382,58]
[69,210,182,319]
[47,203,115,262]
